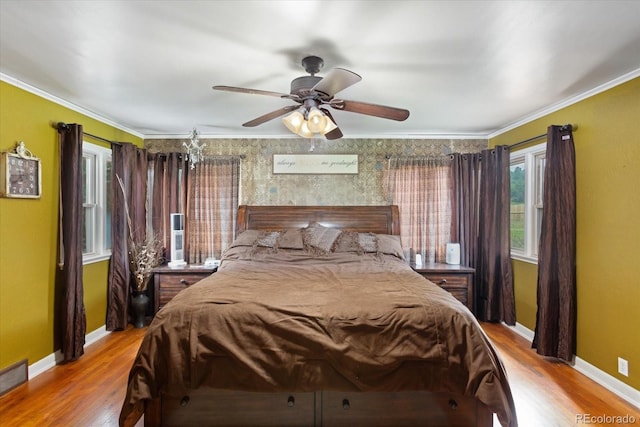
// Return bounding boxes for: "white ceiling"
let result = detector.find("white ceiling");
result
[1,0,639,140]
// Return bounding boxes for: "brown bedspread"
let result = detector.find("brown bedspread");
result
[120,242,517,427]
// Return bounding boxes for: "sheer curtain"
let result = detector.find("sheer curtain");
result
[187,157,240,262]
[385,156,453,263]
[106,143,148,331]
[533,125,576,360]
[57,123,86,361]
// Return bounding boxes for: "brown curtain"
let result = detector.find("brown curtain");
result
[451,152,481,268]
[476,146,515,324]
[385,156,454,263]
[57,123,86,361]
[533,125,576,361]
[149,152,189,257]
[106,143,148,330]
[187,157,240,262]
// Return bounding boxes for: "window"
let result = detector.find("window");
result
[385,157,452,264]
[510,143,546,262]
[82,142,112,263]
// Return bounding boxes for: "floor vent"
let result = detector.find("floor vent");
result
[0,359,28,396]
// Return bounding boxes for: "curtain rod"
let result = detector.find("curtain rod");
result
[509,123,576,149]
[385,123,577,160]
[150,152,246,160]
[54,122,122,146]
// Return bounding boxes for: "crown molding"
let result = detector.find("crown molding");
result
[1,73,145,139]
[4,69,638,142]
[143,132,490,140]
[489,68,640,139]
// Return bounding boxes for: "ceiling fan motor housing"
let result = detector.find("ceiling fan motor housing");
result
[290,75,323,96]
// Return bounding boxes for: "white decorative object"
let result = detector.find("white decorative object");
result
[168,213,186,268]
[204,258,220,268]
[446,243,461,265]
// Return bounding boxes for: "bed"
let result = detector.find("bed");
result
[120,205,517,427]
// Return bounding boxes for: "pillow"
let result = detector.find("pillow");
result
[230,230,284,250]
[256,231,280,248]
[231,230,262,247]
[302,222,342,254]
[358,233,378,253]
[334,232,404,260]
[334,231,362,253]
[277,228,304,249]
[375,234,405,259]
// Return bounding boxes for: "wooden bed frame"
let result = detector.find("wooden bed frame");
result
[235,204,401,236]
[140,205,493,427]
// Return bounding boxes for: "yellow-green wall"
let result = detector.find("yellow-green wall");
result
[2,76,638,394]
[490,77,640,390]
[0,81,142,370]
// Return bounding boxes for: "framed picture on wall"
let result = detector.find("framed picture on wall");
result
[273,154,358,175]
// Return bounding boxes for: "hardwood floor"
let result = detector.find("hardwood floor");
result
[0,326,147,427]
[0,323,637,427]
[480,322,639,426]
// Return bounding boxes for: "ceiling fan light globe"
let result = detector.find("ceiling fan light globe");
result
[307,108,327,133]
[321,119,338,135]
[297,120,314,138]
[282,110,305,133]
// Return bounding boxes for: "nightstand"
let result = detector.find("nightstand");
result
[411,263,475,313]
[152,264,217,313]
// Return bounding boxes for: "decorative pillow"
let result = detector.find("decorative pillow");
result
[375,234,405,259]
[358,233,378,253]
[256,231,280,248]
[231,230,262,247]
[334,231,362,253]
[277,228,304,249]
[302,222,342,254]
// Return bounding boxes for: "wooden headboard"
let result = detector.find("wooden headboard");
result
[236,205,400,236]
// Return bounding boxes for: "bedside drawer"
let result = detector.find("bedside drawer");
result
[153,266,216,313]
[421,273,471,310]
[422,273,468,288]
[158,272,208,288]
[411,263,475,313]
[157,274,206,307]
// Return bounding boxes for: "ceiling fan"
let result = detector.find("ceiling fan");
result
[212,56,410,139]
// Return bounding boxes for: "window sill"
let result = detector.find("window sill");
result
[83,253,111,265]
[510,253,538,265]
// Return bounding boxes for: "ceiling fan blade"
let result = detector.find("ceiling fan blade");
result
[320,108,343,140]
[312,68,362,98]
[330,99,410,121]
[213,85,291,99]
[242,105,299,127]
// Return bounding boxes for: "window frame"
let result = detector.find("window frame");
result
[82,142,112,264]
[510,142,546,264]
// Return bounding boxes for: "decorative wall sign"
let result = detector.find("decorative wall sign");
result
[0,142,42,199]
[273,154,358,175]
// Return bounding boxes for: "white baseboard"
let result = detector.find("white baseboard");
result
[27,352,58,380]
[85,325,110,347]
[505,322,640,409]
[28,325,110,379]
[510,322,535,341]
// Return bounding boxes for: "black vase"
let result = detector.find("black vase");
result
[131,291,149,328]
